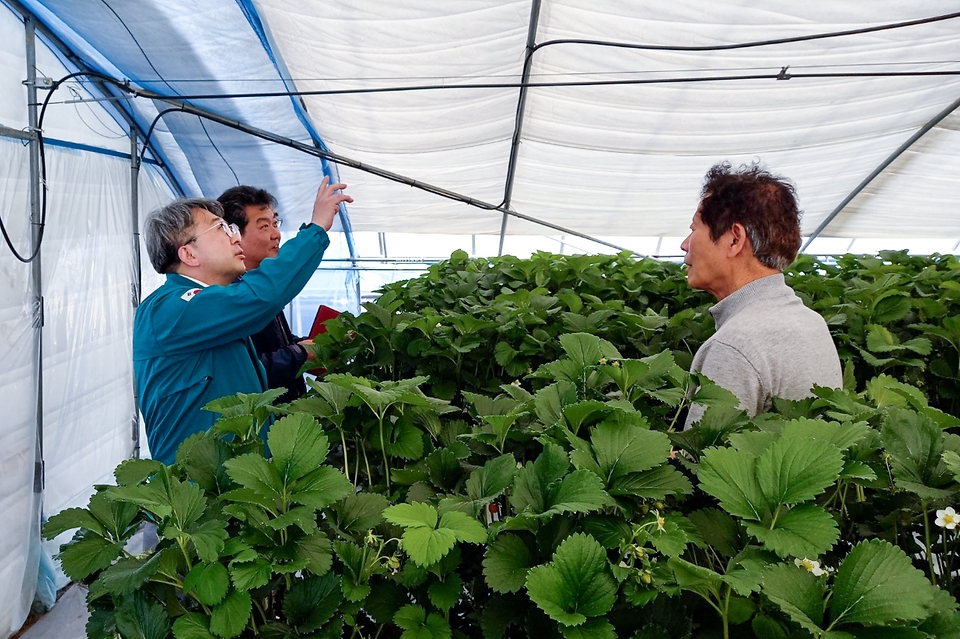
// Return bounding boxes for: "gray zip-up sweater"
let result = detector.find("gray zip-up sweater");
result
[685,273,842,427]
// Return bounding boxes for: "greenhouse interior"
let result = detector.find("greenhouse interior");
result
[4,1,960,638]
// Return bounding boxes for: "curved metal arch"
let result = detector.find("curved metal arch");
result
[801,93,960,250]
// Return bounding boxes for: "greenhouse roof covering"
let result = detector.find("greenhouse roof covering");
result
[10,0,960,251]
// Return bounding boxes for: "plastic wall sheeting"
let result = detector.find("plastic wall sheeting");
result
[0,138,41,639]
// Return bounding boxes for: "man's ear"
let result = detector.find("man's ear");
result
[178,243,201,268]
[727,223,751,258]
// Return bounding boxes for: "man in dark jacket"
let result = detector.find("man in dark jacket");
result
[218,185,316,403]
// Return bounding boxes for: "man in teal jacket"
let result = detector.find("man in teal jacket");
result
[133,177,352,464]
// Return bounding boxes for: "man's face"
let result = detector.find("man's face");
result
[187,208,246,282]
[680,207,732,299]
[239,204,281,270]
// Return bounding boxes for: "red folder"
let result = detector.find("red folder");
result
[309,305,341,339]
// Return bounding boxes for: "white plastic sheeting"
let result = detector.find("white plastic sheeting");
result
[253,0,960,240]
[0,4,178,635]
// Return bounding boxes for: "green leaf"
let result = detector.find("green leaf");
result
[394,605,452,639]
[589,422,672,485]
[608,464,693,499]
[175,433,232,493]
[267,505,319,534]
[290,466,353,509]
[511,442,570,514]
[668,556,723,601]
[183,562,230,606]
[525,533,617,626]
[294,532,333,576]
[59,536,124,581]
[762,563,825,635]
[483,534,534,593]
[697,447,764,521]
[209,589,252,639]
[115,591,170,639]
[229,558,272,591]
[534,381,577,427]
[545,470,613,517]
[332,492,390,534]
[223,453,282,500]
[185,519,229,563]
[172,613,215,639]
[100,549,173,596]
[465,454,517,503]
[267,413,329,484]
[439,511,487,543]
[830,539,935,626]
[428,573,464,611]
[882,408,954,498]
[779,418,871,452]
[282,573,342,633]
[746,504,839,558]
[756,437,843,507]
[384,502,438,529]
[43,507,107,539]
[401,527,458,567]
[115,458,164,486]
[688,509,740,557]
[561,617,616,639]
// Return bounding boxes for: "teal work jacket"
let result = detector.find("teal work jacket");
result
[133,224,330,464]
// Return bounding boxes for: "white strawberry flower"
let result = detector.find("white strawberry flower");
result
[936,506,959,529]
[794,557,827,576]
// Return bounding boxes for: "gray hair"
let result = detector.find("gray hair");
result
[144,198,224,273]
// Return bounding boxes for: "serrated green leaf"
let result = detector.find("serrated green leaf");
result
[483,534,534,593]
[511,442,570,514]
[779,418,871,452]
[223,453,282,500]
[99,548,173,596]
[43,507,107,539]
[395,604,426,630]
[589,422,672,484]
[561,617,616,639]
[534,381,577,427]
[59,536,124,581]
[525,533,617,626]
[746,504,839,558]
[229,558,272,591]
[115,459,164,487]
[384,502,438,529]
[394,604,453,639]
[465,454,516,503]
[267,413,329,484]
[762,563,825,634]
[428,573,463,611]
[668,556,723,601]
[282,573,342,633]
[401,527,458,567]
[267,506,319,534]
[438,511,487,543]
[175,433,233,494]
[294,532,333,576]
[882,408,954,497]
[545,470,613,517]
[183,562,230,606]
[115,591,170,639]
[608,464,693,499]
[332,492,390,533]
[688,509,740,557]
[209,589,252,638]
[185,519,229,563]
[830,539,935,626]
[559,333,621,369]
[290,466,353,509]
[698,447,764,521]
[756,437,843,507]
[172,613,215,639]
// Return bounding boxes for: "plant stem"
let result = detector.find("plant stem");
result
[921,500,938,586]
[340,428,352,485]
[722,587,731,639]
[379,416,391,491]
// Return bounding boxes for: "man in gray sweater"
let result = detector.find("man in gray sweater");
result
[682,162,842,427]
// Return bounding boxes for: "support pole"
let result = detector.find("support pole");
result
[801,94,960,250]
[25,14,44,497]
[130,125,141,458]
[499,0,543,256]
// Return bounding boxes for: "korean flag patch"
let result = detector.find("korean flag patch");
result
[181,288,201,302]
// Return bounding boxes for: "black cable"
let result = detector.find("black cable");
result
[197,117,240,184]
[531,10,960,54]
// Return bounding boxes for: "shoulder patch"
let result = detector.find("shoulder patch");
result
[181,288,202,302]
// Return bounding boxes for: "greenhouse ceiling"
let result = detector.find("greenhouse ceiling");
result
[10,0,960,253]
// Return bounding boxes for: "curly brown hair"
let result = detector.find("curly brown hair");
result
[699,162,802,270]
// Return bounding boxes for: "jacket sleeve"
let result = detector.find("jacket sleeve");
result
[259,344,309,393]
[149,225,329,356]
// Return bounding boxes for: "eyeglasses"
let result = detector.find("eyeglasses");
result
[187,219,240,244]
